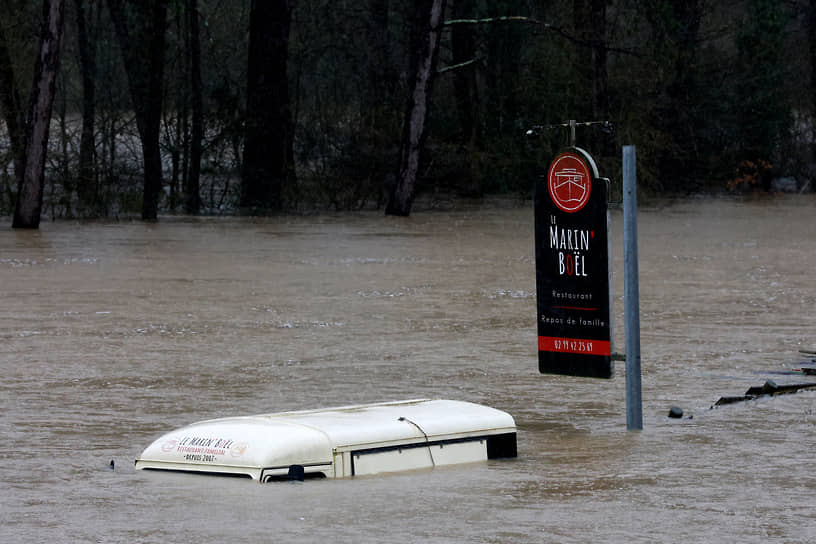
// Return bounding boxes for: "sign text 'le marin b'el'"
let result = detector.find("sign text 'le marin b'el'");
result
[535,147,613,379]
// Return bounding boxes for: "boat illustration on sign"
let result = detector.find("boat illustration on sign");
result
[553,167,588,205]
[547,152,593,213]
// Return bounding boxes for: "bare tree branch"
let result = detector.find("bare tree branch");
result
[443,15,640,57]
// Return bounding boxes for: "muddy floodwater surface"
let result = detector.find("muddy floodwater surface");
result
[1,196,815,543]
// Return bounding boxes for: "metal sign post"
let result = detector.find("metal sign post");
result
[623,145,643,430]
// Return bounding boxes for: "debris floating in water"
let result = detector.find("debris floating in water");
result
[795,349,816,375]
[713,380,816,407]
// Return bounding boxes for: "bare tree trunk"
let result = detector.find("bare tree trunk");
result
[12,0,65,229]
[362,0,395,209]
[385,0,446,217]
[168,1,185,212]
[809,0,816,170]
[451,0,479,196]
[74,0,98,215]
[659,0,701,185]
[144,1,167,220]
[573,0,609,120]
[184,0,202,214]
[590,0,609,121]
[452,0,477,146]
[0,20,25,193]
[107,0,168,221]
[57,73,71,217]
[367,0,393,107]
[241,0,295,213]
[571,0,609,159]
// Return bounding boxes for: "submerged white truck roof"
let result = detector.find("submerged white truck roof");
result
[135,399,517,481]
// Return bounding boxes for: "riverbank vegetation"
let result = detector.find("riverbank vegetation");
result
[1,1,813,224]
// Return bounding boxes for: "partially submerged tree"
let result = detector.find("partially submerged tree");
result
[811,0,816,171]
[12,0,65,229]
[184,0,203,214]
[107,0,168,221]
[241,0,295,213]
[385,0,446,216]
[0,17,25,197]
[73,0,99,215]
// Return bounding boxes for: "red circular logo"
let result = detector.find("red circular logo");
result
[547,152,592,213]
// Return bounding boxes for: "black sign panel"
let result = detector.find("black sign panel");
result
[535,147,612,378]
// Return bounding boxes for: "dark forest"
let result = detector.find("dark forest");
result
[0,0,813,226]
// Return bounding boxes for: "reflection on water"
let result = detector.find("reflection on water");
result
[1,196,815,543]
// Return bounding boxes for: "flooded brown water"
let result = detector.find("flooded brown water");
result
[2,196,815,543]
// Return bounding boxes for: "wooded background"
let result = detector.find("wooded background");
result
[0,0,813,225]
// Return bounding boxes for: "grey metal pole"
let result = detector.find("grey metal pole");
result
[623,145,643,430]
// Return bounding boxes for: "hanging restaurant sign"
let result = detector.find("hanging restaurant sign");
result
[535,147,613,379]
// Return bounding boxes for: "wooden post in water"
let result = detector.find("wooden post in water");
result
[623,145,643,430]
